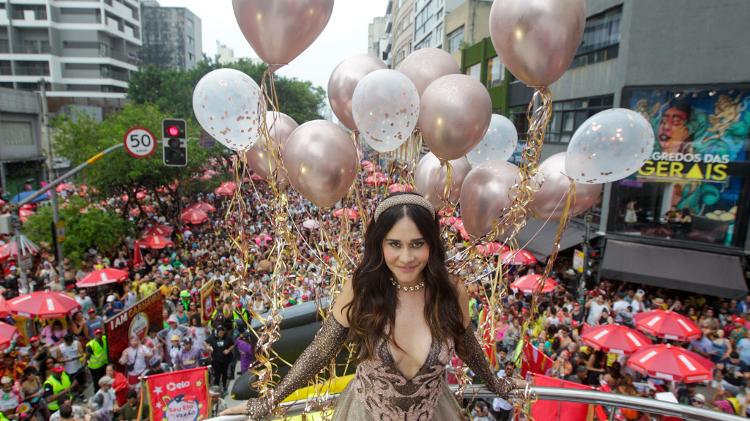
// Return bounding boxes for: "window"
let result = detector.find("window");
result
[414,1,433,41]
[447,26,464,53]
[486,56,503,88]
[466,63,480,81]
[546,95,613,143]
[414,34,432,50]
[434,23,443,47]
[571,6,621,68]
[0,121,34,146]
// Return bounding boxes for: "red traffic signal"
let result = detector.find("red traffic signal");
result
[162,119,186,138]
[167,125,180,137]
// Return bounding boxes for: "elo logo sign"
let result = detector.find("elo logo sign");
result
[166,381,190,392]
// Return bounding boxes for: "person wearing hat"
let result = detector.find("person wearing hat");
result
[85,328,109,391]
[87,308,105,335]
[43,365,75,413]
[176,337,202,370]
[158,316,188,356]
[89,375,119,420]
[168,335,181,366]
[0,376,19,414]
[205,325,234,392]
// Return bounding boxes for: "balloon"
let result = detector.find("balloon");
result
[328,54,387,130]
[244,112,298,179]
[192,68,262,151]
[530,153,602,219]
[467,114,519,166]
[419,74,492,160]
[566,108,655,184]
[414,153,471,210]
[282,120,358,208]
[352,69,420,153]
[397,48,460,97]
[459,161,520,238]
[489,0,585,87]
[232,0,334,70]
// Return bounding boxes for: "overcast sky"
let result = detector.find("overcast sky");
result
[156,0,389,91]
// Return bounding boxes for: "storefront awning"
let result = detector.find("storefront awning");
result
[516,219,593,260]
[601,240,748,299]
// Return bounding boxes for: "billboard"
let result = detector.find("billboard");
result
[104,292,164,364]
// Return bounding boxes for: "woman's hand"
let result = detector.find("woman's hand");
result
[220,399,272,420]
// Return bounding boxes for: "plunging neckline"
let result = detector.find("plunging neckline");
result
[385,336,436,382]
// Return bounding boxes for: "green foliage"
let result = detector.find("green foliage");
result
[127,58,326,124]
[23,197,132,266]
[52,103,226,200]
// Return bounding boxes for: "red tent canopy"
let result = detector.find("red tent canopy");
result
[510,274,557,294]
[181,208,209,225]
[215,181,237,196]
[634,310,701,341]
[501,249,538,266]
[8,292,81,319]
[76,268,129,288]
[144,224,174,237]
[0,296,10,318]
[627,344,713,383]
[139,234,175,250]
[0,322,17,350]
[581,324,652,355]
[333,208,359,220]
[0,235,39,262]
[18,208,34,223]
[55,182,75,193]
[187,202,216,213]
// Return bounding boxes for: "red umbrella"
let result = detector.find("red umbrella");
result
[510,274,557,294]
[181,208,209,225]
[8,292,81,319]
[476,242,509,256]
[581,324,652,355]
[0,296,10,318]
[0,235,39,262]
[188,202,216,213]
[634,310,701,341]
[144,224,173,237]
[55,182,75,193]
[333,208,359,220]
[0,322,17,350]
[388,183,413,193]
[627,344,713,383]
[139,234,175,250]
[18,208,34,223]
[215,181,237,196]
[501,249,538,266]
[76,268,129,288]
[136,191,147,200]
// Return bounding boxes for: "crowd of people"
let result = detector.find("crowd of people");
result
[0,169,747,420]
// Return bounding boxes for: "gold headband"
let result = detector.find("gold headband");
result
[374,193,435,221]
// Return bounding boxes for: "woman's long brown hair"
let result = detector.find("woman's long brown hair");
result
[343,195,466,361]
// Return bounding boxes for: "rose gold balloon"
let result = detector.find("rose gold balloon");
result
[489,0,585,87]
[232,0,334,70]
[419,74,492,161]
[328,54,387,130]
[530,152,602,219]
[459,161,520,238]
[397,48,460,96]
[282,120,358,208]
[244,112,299,179]
[414,153,471,210]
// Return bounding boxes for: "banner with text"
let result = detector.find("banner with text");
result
[199,280,216,325]
[105,291,164,364]
[146,367,209,421]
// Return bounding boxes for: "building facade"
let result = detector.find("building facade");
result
[464,0,750,298]
[367,15,389,63]
[140,1,201,71]
[443,0,491,64]
[215,41,235,65]
[413,0,445,51]
[0,87,44,196]
[387,0,415,68]
[0,0,142,99]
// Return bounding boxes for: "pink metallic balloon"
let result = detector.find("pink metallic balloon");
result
[459,161,520,238]
[282,120,358,208]
[489,0,585,87]
[232,0,334,70]
[414,153,471,210]
[530,153,602,219]
[397,48,460,97]
[328,54,387,130]
[419,74,492,161]
[244,112,298,179]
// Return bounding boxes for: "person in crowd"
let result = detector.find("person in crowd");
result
[89,376,118,421]
[41,320,68,347]
[206,326,234,393]
[119,390,148,421]
[84,328,109,391]
[68,310,89,342]
[176,337,202,370]
[118,336,152,390]
[54,333,86,397]
[43,365,75,414]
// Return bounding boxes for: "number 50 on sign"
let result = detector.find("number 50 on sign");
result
[124,127,157,158]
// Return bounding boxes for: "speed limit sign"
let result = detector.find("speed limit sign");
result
[124,127,157,158]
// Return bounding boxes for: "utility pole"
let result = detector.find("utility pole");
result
[39,79,65,281]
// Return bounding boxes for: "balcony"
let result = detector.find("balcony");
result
[15,42,51,54]
[15,64,49,76]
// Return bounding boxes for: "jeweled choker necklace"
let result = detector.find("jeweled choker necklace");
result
[391,278,425,292]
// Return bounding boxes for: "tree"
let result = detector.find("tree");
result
[23,197,132,266]
[128,58,326,124]
[52,103,227,210]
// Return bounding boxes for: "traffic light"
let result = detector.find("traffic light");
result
[162,118,187,167]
